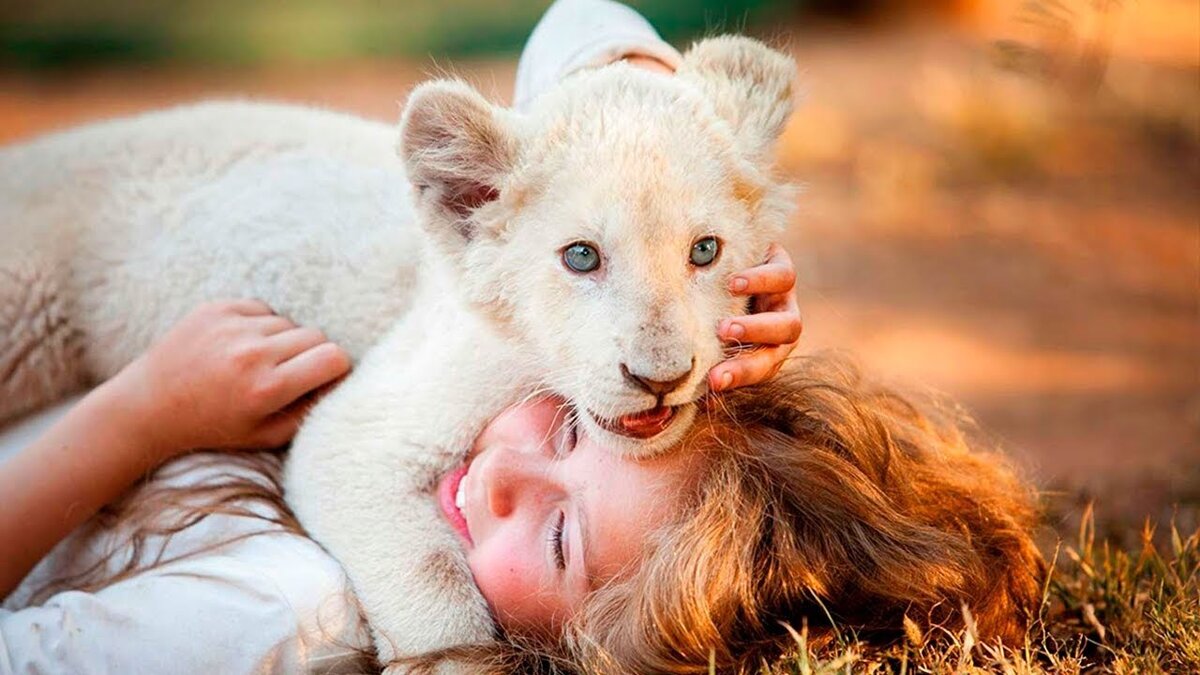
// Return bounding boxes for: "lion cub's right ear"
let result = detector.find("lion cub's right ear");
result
[399,80,520,247]
[677,36,797,166]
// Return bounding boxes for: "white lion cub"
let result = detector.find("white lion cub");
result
[0,36,795,668]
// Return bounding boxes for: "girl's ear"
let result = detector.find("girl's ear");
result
[399,79,519,245]
[677,36,797,165]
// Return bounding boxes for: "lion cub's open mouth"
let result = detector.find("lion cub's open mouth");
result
[589,405,679,439]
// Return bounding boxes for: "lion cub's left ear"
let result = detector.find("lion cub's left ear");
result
[677,36,797,165]
[398,79,519,247]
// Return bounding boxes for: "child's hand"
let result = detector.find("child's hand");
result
[710,243,802,391]
[0,299,349,596]
[117,299,351,458]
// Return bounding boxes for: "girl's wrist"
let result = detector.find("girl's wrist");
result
[89,369,183,468]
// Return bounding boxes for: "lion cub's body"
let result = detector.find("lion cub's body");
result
[1,102,421,420]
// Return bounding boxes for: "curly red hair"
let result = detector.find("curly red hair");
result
[560,354,1045,673]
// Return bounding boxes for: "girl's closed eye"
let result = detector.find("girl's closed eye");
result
[556,412,580,457]
[547,414,577,573]
[565,416,579,453]
[549,510,566,570]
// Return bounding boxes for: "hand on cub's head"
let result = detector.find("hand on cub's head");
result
[711,243,802,391]
[115,299,351,459]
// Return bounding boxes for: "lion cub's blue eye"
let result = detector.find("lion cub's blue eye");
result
[563,242,601,273]
[690,237,720,267]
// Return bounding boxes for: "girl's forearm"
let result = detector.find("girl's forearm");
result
[513,0,681,111]
[1,300,352,600]
[0,378,165,599]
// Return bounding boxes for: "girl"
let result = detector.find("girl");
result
[408,357,1044,673]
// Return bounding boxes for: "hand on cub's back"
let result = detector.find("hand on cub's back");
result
[117,299,351,458]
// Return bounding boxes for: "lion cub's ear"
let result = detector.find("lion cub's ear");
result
[399,80,519,245]
[677,36,797,165]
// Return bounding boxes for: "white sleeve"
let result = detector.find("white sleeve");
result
[0,533,364,675]
[513,0,683,111]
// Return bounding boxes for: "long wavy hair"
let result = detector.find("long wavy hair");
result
[28,353,1044,674]
[556,354,1045,673]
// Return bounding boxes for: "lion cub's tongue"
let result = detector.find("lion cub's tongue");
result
[618,406,675,437]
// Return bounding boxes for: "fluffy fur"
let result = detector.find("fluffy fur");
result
[0,37,797,670]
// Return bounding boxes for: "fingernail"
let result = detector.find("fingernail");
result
[730,277,748,292]
[715,371,733,391]
[726,322,745,339]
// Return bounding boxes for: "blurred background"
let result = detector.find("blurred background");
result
[1,0,1196,538]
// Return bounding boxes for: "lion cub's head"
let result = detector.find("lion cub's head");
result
[400,36,796,456]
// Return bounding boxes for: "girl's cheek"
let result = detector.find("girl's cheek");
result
[469,543,542,626]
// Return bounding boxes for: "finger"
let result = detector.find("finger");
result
[264,326,327,363]
[708,345,791,392]
[247,372,346,448]
[719,311,803,346]
[246,405,306,449]
[246,314,297,337]
[763,242,793,268]
[269,342,352,408]
[751,283,801,314]
[751,292,791,314]
[728,259,796,297]
[223,298,274,316]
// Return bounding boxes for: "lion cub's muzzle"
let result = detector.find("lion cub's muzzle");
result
[620,358,694,398]
[586,356,700,440]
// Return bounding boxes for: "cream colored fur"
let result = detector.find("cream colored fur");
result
[0,36,796,670]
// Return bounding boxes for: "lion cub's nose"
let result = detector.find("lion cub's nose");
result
[620,360,695,397]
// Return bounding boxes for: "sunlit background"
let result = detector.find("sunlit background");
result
[1,0,1196,538]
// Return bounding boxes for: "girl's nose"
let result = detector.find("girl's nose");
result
[475,446,555,518]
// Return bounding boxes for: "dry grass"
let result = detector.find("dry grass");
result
[759,507,1199,674]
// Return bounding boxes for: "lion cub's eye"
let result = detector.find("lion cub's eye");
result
[690,237,720,267]
[562,242,601,273]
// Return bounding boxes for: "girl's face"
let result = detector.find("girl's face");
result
[436,396,704,637]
